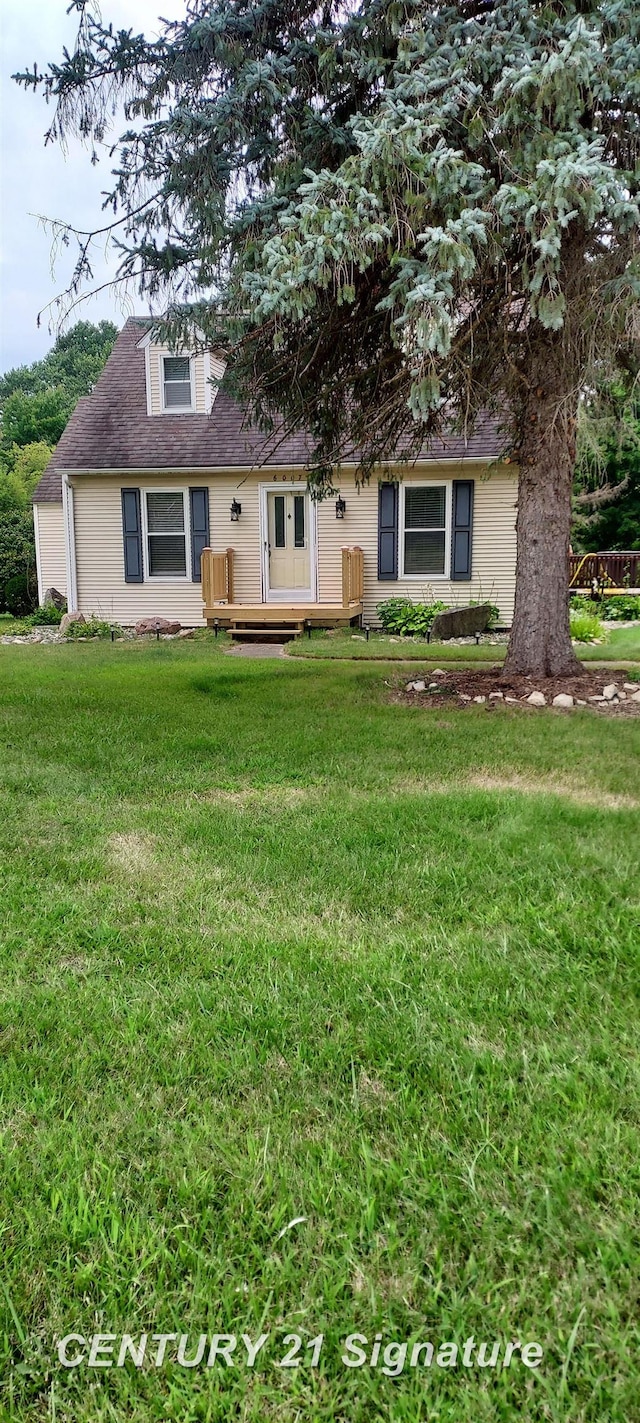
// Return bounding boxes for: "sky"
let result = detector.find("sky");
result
[0,0,186,375]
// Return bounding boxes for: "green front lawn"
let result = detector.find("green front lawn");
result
[288,624,640,662]
[0,641,638,1421]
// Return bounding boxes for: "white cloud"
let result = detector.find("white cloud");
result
[0,0,186,372]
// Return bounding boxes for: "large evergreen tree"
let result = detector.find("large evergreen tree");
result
[17,1,640,673]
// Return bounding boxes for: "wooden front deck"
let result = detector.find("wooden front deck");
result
[201,546,364,635]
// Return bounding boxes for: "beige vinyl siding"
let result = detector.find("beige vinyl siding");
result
[71,463,518,626]
[317,464,519,624]
[34,502,67,601]
[72,472,266,623]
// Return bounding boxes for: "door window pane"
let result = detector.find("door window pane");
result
[294,495,305,548]
[274,495,286,548]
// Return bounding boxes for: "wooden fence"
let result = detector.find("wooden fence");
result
[569,551,640,592]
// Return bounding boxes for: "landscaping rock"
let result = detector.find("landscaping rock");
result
[428,681,440,690]
[178,629,195,639]
[135,617,181,636]
[632,690,640,703]
[489,691,503,699]
[432,669,445,675]
[430,603,493,641]
[60,611,86,635]
[576,699,587,706]
[505,696,519,703]
[552,693,574,708]
[526,691,546,706]
[589,695,605,702]
[602,684,619,701]
[43,587,66,610]
[459,693,472,701]
[623,683,637,692]
[473,695,486,704]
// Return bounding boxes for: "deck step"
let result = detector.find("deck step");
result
[230,621,305,642]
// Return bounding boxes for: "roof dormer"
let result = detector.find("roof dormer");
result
[137,328,226,417]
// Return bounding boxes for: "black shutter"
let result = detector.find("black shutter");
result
[189,487,210,582]
[121,489,143,583]
[378,482,398,580]
[451,479,474,580]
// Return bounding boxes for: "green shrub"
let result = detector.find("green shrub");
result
[377,598,448,636]
[4,572,36,617]
[601,594,640,621]
[25,602,65,627]
[0,499,36,611]
[65,617,115,639]
[570,594,599,615]
[570,593,640,622]
[570,608,607,643]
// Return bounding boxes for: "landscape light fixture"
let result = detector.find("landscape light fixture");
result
[230,499,242,522]
[335,495,346,519]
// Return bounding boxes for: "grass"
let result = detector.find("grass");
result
[0,639,639,1422]
[288,624,640,663]
[568,610,607,645]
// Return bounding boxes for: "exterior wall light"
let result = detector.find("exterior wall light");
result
[335,495,346,519]
[230,499,242,521]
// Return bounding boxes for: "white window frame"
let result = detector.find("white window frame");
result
[142,488,191,581]
[399,480,452,580]
[161,354,195,413]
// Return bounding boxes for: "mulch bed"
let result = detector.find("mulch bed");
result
[398,666,640,714]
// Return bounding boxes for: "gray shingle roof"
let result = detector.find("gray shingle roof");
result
[33,317,504,501]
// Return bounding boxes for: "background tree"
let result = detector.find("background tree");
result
[0,320,118,450]
[16,2,640,674]
[0,321,118,610]
[573,382,640,551]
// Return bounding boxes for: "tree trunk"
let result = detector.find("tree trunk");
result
[503,340,582,679]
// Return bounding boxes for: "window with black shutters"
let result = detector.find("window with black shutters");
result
[402,485,448,576]
[146,491,188,576]
[162,356,192,409]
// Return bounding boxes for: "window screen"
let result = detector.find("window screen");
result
[146,491,187,576]
[163,356,192,409]
[403,485,447,575]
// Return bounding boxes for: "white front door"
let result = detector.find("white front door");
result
[263,487,315,601]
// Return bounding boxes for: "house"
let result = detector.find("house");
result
[32,318,518,631]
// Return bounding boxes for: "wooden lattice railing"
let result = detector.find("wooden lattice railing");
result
[201,548,234,605]
[342,546,364,605]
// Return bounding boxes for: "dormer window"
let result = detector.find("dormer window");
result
[162,356,193,410]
